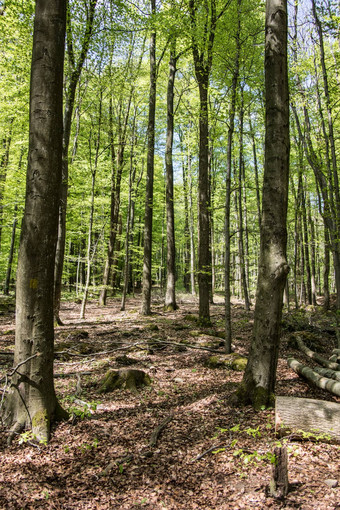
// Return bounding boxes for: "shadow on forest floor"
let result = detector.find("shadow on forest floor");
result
[0,293,339,509]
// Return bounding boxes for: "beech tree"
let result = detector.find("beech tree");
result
[236,0,290,408]
[141,0,157,315]
[3,0,68,442]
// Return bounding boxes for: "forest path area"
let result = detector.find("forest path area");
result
[0,295,339,509]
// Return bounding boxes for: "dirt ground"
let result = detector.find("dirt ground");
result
[0,293,339,509]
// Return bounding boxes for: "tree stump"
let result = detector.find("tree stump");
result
[269,446,289,498]
[99,369,151,393]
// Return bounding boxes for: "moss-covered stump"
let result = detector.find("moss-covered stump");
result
[99,369,151,393]
[205,353,248,371]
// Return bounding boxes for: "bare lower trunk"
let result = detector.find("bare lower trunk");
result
[237,0,289,409]
[3,0,68,443]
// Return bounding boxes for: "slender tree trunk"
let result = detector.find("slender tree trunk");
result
[80,93,102,319]
[54,0,97,324]
[165,45,177,311]
[189,0,221,323]
[196,78,211,322]
[188,149,196,296]
[299,173,312,305]
[225,0,241,353]
[324,225,330,310]
[237,92,251,311]
[181,144,191,292]
[237,0,289,409]
[0,118,13,253]
[3,0,68,442]
[250,118,262,230]
[307,193,317,305]
[4,205,18,296]
[141,0,157,315]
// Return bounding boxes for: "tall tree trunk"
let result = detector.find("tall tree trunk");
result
[181,141,191,293]
[224,0,241,353]
[0,118,13,253]
[99,36,143,305]
[237,0,289,409]
[237,91,251,311]
[299,172,312,305]
[141,0,157,315]
[80,94,102,319]
[3,0,68,442]
[165,44,177,311]
[323,225,330,310]
[307,192,317,305]
[54,0,97,324]
[250,118,262,230]
[189,0,222,323]
[188,148,196,296]
[4,205,17,296]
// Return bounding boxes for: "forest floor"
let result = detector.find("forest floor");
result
[0,292,339,509]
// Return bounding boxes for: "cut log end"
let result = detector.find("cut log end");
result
[275,396,340,443]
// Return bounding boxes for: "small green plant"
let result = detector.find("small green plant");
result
[18,430,47,446]
[63,396,100,420]
[43,490,49,500]
[79,437,99,453]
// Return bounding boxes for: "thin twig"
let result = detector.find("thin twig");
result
[192,443,227,462]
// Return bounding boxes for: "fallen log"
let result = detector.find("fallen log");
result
[287,358,340,397]
[149,414,173,447]
[295,335,340,371]
[275,396,340,443]
[313,366,340,382]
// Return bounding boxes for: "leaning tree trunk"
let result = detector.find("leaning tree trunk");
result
[2,0,68,443]
[237,0,290,409]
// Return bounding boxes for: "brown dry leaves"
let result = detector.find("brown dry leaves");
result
[0,295,339,509]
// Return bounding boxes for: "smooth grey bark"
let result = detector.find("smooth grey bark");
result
[164,44,177,311]
[237,0,290,409]
[3,0,68,442]
[141,0,157,315]
[54,0,97,324]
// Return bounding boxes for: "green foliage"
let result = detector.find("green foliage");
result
[62,396,99,420]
